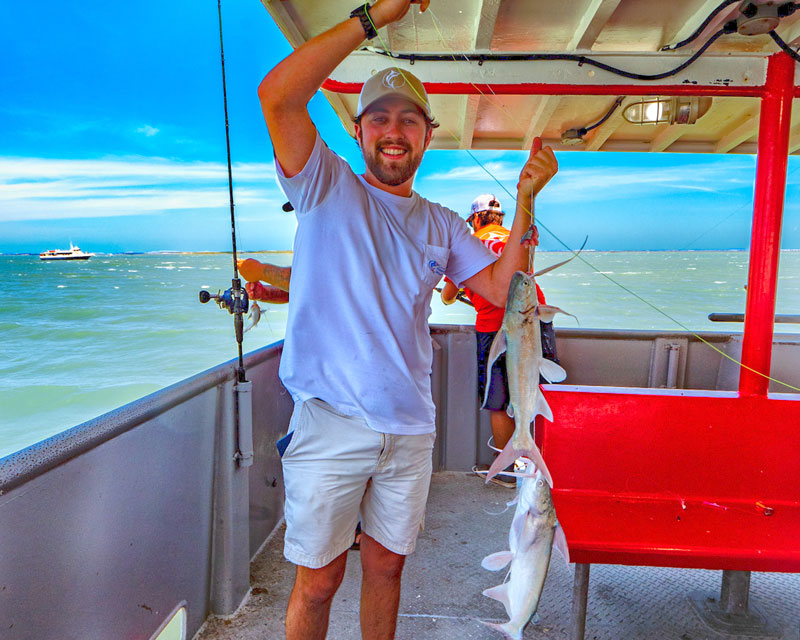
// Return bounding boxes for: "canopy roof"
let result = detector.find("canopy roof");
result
[261,0,800,153]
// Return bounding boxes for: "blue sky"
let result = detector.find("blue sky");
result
[2,0,799,253]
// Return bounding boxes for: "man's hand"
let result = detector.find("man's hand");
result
[520,224,540,249]
[370,0,430,30]
[517,136,557,209]
[237,258,265,283]
[246,281,290,304]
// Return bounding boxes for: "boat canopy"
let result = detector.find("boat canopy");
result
[262,0,800,153]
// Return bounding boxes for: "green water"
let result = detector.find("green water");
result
[1,250,797,458]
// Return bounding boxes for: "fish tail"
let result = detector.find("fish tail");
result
[485,440,522,482]
[489,437,554,487]
[480,620,522,640]
[519,442,554,487]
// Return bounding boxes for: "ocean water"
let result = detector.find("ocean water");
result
[1,250,798,459]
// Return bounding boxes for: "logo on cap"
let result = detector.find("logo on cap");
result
[383,69,406,89]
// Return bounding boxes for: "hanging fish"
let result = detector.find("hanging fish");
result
[481,460,569,639]
[243,301,261,333]
[483,271,574,487]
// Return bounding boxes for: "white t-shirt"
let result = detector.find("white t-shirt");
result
[276,133,496,435]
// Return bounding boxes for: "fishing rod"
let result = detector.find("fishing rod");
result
[197,0,248,385]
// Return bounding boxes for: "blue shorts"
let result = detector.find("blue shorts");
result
[477,331,509,412]
[477,322,559,412]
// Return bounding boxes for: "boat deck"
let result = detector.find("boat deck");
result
[196,472,800,640]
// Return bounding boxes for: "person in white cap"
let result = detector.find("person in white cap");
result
[256,1,558,637]
[441,195,560,488]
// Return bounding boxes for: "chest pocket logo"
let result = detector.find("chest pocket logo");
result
[421,244,450,287]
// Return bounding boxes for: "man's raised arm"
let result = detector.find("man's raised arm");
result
[258,0,430,178]
[461,137,558,308]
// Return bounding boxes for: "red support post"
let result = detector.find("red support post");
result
[739,53,794,396]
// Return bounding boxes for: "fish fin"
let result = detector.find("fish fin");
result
[482,583,512,617]
[481,331,508,409]
[554,522,570,565]
[532,612,541,624]
[480,620,520,640]
[539,358,567,383]
[509,508,526,554]
[532,236,588,278]
[536,304,578,324]
[534,391,554,422]
[481,550,514,571]
[486,440,520,482]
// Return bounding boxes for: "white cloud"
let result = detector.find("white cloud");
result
[422,156,757,205]
[423,160,520,182]
[0,156,279,221]
[137,125,160,137]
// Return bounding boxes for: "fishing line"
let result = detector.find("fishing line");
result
[365,7,799,392]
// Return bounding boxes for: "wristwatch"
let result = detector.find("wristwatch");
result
[350,4,378,40]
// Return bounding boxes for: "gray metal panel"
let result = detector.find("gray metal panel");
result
[245,343,294,558]
[443,330,480,470]
[431,327,482,471]
[430,337,445,472]
[209,379,250,616]
[768,333,800,393]
[557,335,655,387]
[0,390,218,639]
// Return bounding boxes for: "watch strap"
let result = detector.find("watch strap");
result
[350,4,378,40]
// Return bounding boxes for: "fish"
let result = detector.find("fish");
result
[481,460,570,639]
[243,301,261,333]
[483,271,574,487]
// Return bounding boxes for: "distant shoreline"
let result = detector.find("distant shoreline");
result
[3,249,800,257]
[1,250,295,257]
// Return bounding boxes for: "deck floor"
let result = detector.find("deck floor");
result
[196,472,800,639]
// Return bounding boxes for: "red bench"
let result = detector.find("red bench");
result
[539,386,800,638]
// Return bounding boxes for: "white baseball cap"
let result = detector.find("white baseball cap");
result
[470,194,503,216]
[356,67,434,121]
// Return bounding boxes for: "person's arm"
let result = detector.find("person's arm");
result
[440,279,459,305]
[237,259,291,291]
[246,282,290,304]
[257,0,430,178]
[460,137,557,308]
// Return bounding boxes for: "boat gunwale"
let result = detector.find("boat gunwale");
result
[0,341,284,494]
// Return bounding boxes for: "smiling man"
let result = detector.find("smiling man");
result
[256,1,557,638]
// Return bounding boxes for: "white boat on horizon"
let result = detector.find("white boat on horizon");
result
[39,243,94,261]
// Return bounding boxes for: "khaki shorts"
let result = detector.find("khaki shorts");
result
[281,398,436,569]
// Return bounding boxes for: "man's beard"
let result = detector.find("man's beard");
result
[362,138,424,187]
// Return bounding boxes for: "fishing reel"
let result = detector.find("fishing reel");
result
[199,283,249,315]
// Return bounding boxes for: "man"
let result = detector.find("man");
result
[256,1,558,637]
[440,195,559,488]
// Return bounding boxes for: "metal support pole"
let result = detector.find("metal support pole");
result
[689,569,782,637]
[570,563,590,640]
[720,570,750,615]
[739,52,794,396]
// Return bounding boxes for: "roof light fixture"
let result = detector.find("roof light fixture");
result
[622,96,712,125]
